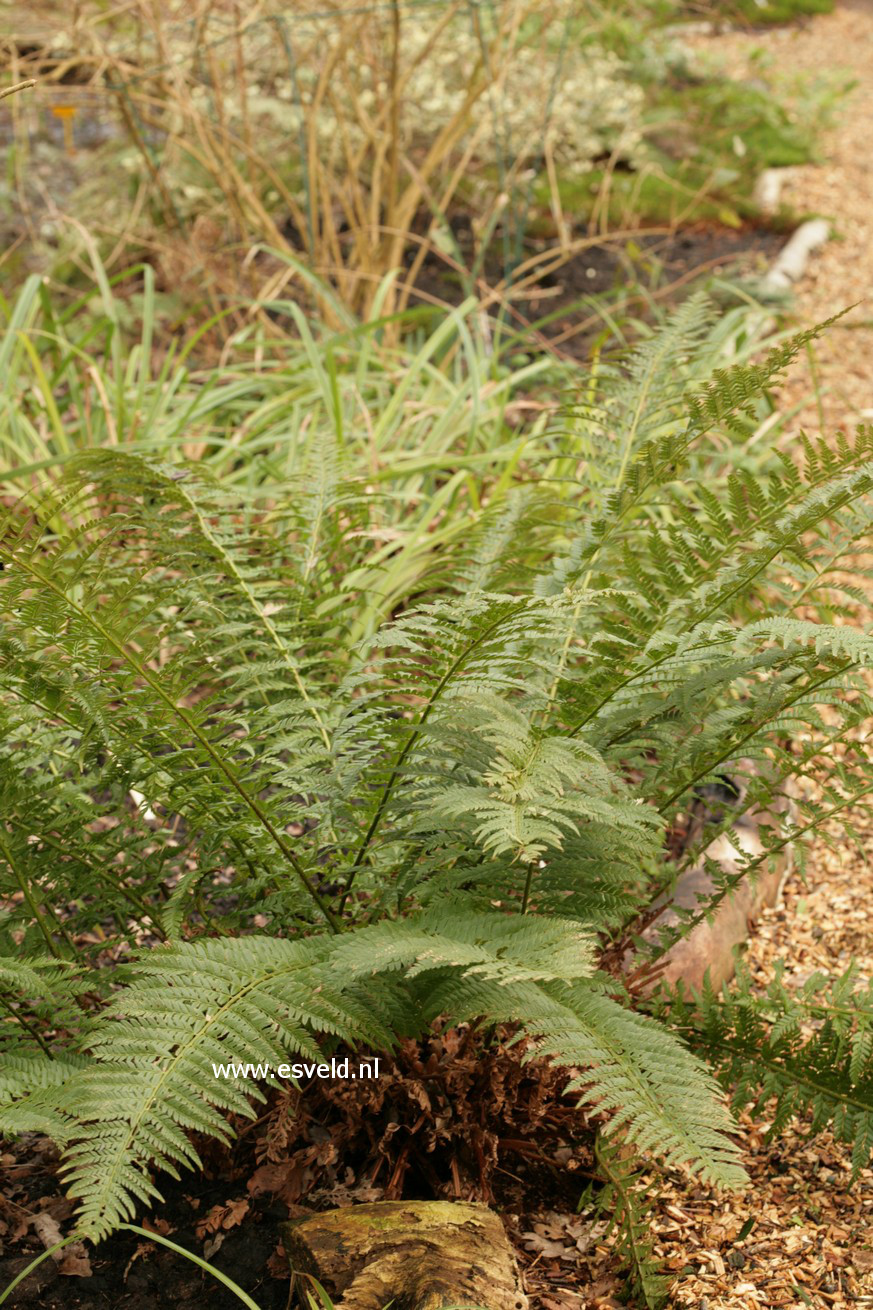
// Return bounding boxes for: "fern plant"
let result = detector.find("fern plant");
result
[660,960,873,1178]
[581,1134,671,1310]
[1,296,871,1264]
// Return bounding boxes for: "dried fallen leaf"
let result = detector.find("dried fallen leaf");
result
[31,1211,92,1277]
[57,1252,93,1278]
[142,1215,174,1236]
[203,1233,225,1259]
[31,1212,63,1251]
[247,1162,295,1197]
[522,1232,575,1261]
[195,1197,250,1238]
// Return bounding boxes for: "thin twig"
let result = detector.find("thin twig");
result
[0,80,36,101]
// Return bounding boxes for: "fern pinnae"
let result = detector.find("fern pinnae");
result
[168,466,332,750]
[4,814,164,935]
[0,834,73,962]
[663,962,873,1180]
[589,1133,671,1310]
[540,301,712,720]
[54,935,392,1238]
[0,543,340,932]
[645,778,873,969]
[339,594,542,906]
[654,655,863,816]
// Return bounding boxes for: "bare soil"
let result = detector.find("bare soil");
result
[404,221,785,360]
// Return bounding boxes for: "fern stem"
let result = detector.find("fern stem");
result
[805,339,826,433]
[4,817,165,939]
[753,995,872,1022]
[564,631,734,740]
[656,660,856,815]
[694,1034,873,1118]
[230,833,261,884]
[520,859,536,914]
[688,479,869,633]
[542,328,708,726]
[566,509,861,741]
[788,541,854,613]
[646,780,873,967]
[563,393,871,742]
[0,835,69,961]
[33,899,80,960]
[593,1132,668,1309]
[5,555,342,933]
[541,366,660,723]
[0,993,55,1058]
[175,480,333,752]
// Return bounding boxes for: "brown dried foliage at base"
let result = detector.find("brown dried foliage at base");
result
[243,1021,594,1213]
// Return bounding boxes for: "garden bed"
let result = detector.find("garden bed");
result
[2,3,872,1308]
[403,220,786,358]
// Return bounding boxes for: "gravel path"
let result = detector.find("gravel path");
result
[690,0,873,432]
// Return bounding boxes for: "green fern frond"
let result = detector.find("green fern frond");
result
[0,1055,85,1144]
[585,1133,671,1310]
[664,962,873,1178]
[333,917,745,1187]
[23,914,744,1238]
[0,957,88,1141]
[415,696,658,863]
[53,935,398,1239]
